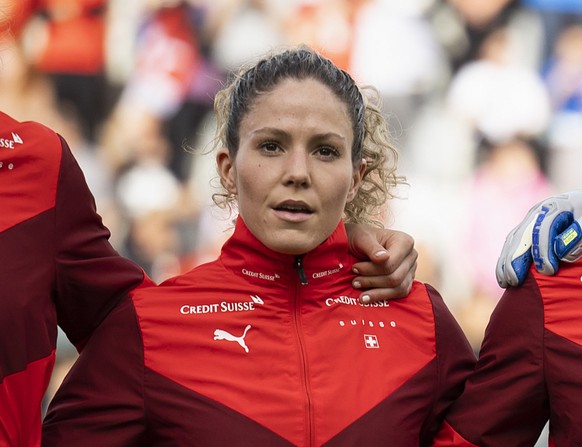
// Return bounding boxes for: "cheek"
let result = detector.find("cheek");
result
[234,165,269,206]
[322,173,354,207]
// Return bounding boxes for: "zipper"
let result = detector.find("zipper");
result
[294,256,308,285]
[292,255,315,446]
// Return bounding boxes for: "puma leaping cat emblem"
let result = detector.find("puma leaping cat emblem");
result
[214,325,251,353]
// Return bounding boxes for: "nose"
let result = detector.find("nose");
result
[282,149,311,188]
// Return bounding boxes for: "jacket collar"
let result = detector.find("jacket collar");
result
[220,217,352,286]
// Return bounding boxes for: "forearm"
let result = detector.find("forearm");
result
[54,136,147,347]
[432,277,549,446]
[43,296,146,445]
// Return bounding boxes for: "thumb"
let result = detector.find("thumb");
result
[556,218,582,261]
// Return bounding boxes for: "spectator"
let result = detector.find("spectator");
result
[543,24,582,191]
[26,0,110,143]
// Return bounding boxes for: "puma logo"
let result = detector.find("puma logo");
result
[214,325,251,353]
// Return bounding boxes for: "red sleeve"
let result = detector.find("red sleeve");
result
[431,274,549,446]
[53,136,147,348]
[421,285,477,444]
[42,295,146,446]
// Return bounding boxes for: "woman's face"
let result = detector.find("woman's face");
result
[217,78,366,255]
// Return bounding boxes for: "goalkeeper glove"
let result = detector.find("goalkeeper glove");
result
[496,190,582,287]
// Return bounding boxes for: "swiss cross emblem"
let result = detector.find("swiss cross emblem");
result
[364,334,379,349]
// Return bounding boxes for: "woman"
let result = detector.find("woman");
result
[0,87,414,447]
[1,31,414,447]
[42,47,475,446]
[0,109,412,447]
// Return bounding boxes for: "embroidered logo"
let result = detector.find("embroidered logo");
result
[364,334,379,349]
[242,268,279,281]
[214,325,252,353]
[312,263,343,279]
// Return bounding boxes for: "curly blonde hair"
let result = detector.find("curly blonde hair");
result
[212,46,404,226]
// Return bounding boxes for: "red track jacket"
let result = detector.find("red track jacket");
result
[43,218,475,446]
[0,112,146,447]
[432,260,582,446]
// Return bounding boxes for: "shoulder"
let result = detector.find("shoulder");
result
[532,260,582,345]
[132,260,225,300]
[0,112,64,179]
[0,113,65,231]
[406,281,471,342]
[0,112,62,155]
[532,260,582,295]
[502,263,580,320]
[481,273,544,347]
[385,281,441,337]
[400,280,441,314]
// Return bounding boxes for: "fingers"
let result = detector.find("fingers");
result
[556,218,582,262]
[495,221,535,288]
[532,209,571,275]
[495,202,541,288]
[379,230,415,269]
[506,251,533,287]
[352,247,418,303]
[530,194,581,275]
[344,223,417,303]
[345,223,388,261]
[495,252,512,289]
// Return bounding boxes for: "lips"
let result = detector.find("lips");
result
[273,200,314,223]
[273,200,314,214]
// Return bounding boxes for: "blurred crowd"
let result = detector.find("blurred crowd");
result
[1,0,582,391]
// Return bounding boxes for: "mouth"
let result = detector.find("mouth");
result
[273,200,314,222]
[273,200,314,214]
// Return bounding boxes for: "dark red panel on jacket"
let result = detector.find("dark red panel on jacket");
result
[544,326,582,445]
[0,210,57,379]
[434,274,549,446]
[144,368,297,447]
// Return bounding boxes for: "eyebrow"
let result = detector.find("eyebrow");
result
[251,127,347,143]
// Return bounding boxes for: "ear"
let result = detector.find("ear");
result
[216,147,237,194]
[347,159,367,202]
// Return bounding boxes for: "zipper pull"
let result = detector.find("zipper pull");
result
[294,256,308,285]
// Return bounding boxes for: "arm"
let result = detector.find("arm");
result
[53,136,148,348]
[431,275,549,446]
[421,285,477,444]
[42,296,146,446]
[345,223,417,303]
[496,190,582,287]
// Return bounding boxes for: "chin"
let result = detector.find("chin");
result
[271,238,324,256]
[269,244,312,256]
[258,227,328,255]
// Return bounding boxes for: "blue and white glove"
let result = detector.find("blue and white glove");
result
[496,190,582,288]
